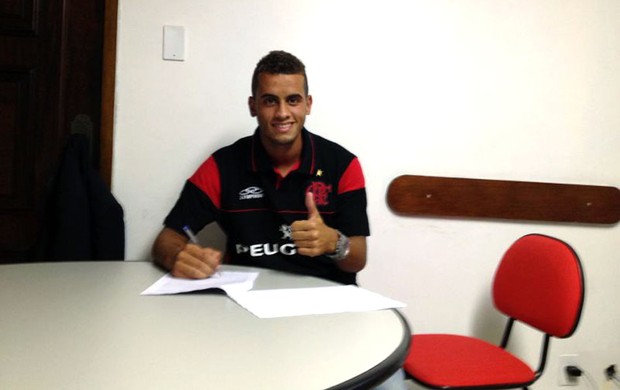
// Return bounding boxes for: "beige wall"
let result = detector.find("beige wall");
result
[113,1,620,387]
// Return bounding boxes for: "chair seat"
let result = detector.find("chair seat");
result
[403,334,536,389]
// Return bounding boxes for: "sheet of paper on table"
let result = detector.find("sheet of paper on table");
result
[141,271,259,295]
[227,285,406,318]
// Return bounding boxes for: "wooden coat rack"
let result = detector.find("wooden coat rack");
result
[387,175,620,224]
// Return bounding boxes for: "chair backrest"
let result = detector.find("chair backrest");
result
[492,234,584,338]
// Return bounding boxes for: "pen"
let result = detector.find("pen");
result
[182,225,199,244]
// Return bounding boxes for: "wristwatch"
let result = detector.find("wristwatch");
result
[327,230,350,261]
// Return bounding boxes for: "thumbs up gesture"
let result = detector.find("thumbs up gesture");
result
[291,192,339,257]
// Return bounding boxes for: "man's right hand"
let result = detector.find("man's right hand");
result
[152,227,222,279]
[172,243,222,279]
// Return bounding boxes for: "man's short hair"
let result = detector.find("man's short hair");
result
[251,50,308,96]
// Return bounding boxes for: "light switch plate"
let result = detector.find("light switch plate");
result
[163,25,185,61]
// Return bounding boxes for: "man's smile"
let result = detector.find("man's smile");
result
[273,122,294,132]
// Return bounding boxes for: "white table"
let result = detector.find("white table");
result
[0,261,410,389]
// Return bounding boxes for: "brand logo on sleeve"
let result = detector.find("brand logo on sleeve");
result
[239,186,264,200]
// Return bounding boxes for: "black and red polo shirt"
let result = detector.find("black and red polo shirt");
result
[164,128,369,284]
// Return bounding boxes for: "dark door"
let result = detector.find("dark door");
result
[0,0,106,262]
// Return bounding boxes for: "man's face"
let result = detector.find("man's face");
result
[249,73,312,150]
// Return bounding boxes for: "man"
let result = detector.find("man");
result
[152,51,407,390]
[152,50,369,285]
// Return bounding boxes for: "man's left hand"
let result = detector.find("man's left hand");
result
[291,192,338,257]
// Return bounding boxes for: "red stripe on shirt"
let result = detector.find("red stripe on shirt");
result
[338,157,365,194]
[189,156,221,209]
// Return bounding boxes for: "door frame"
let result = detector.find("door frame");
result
[100,0,117,188]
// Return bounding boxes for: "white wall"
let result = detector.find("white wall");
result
[114,1,620,388]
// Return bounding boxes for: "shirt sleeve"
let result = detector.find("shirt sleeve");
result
[188,156,221,209]
[337,157,365,194]
[163,156,222,235]
[334,158,370,237]
[163,180,220,235]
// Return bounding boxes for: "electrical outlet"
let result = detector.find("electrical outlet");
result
[558,354,580,386]
[605,364,617,380]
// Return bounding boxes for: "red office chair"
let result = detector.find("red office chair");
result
[403,234,585,389]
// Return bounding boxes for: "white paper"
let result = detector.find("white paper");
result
[141,271,259,295]
[227,285,406,318]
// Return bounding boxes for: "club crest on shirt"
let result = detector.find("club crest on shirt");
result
[306,181,332,206]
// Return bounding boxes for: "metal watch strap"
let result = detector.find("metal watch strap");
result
[327,230,350,262]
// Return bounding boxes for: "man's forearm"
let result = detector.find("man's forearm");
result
[334,236,366,273]
[152,227,188,271]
